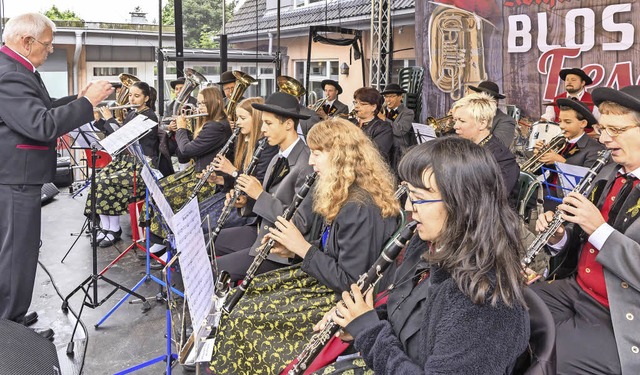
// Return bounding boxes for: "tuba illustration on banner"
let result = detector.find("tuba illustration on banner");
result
[428,5,488,100]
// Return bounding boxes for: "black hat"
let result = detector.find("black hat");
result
[381,83,407,95]
[559,68,593,85]
[557,98,597,126]
[321,79,343,95]
[468,81,506,99]
[593,85,640,113]
[170,77,186,89]
[252,92,311,120]
[217,71,237,85]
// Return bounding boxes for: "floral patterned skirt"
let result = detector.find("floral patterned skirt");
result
[84,155,145,216]
[209,265,336,375]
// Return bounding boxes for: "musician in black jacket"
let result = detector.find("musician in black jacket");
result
[468,81,517,148]
[88,81,159,247]
[316,79,349,119]
[0,13,113,337]
[381,83,416,170]
[324,138,529,375]
[353,87,393,163]
[451,92,520,205]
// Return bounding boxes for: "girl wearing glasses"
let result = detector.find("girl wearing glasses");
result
[209,118,400,374]
[319,137,529,374]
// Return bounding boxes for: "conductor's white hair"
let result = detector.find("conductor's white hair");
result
[2,13,56,44]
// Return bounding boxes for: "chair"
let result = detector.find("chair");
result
[512,288,557,375]
[517,172,542,221]
[398,67,425,123]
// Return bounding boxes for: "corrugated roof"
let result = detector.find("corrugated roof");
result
[227,0,414,36]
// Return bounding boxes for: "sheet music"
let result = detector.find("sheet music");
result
[172,199,214,337]
[140,166,175,230]
[98,115,156,155]
[555,162,589,193]
[412,123,437,144]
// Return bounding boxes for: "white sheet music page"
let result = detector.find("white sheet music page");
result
[172,198,214,336]
[412,123,437,143]
[555,162,589,193]
[98,115,156,155]
[140,166,175,231]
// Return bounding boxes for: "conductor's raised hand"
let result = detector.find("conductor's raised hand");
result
[81,80,114,107]
[535,210,564,245]
[558,192,605,236]
[266,216,311,258]
[236,174,263,199]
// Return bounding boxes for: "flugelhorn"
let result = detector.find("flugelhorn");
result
[310,97,328,112]
[522,149,612,267]
[225,71,257,123]
[428,6,487,100]
[287,221,418,375]
[520,135,567,174]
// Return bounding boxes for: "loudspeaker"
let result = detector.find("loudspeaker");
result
[41,182,60,204]
[0,319,61,374]
[53,156,73,187]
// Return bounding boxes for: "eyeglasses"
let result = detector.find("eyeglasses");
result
[409,198,443,211]
[31,38,53,51]
[592,123,639,137]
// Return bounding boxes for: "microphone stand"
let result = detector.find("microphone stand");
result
[61,144,150,356]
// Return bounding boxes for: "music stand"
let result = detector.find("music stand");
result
[540,163,589,203]
[412,122,436,144]
[61,116,157,356]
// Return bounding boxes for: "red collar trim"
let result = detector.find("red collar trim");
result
[0,46,36,72]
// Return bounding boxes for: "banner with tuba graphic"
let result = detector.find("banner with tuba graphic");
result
[415,0,639,122]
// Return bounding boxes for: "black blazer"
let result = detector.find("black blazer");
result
[0,50,94,184]
[223,137,279,191]
[562,133,605,168]
[301,188,399,292]
[483,135,520,204]
[322,99,349,117]
[361,117,394,162]
[491,109,516,148]
[175,120,232,172]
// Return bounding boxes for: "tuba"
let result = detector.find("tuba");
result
[114,73,140,122]
[225,71,257,123]
[520,135,567,174]
[173,68,208,116]
[428,6,487,100]
[277,75,306,98]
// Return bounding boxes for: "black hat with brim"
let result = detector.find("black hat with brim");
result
[321,79,343,95]
[557,98,597,126]
[559,68,593,85]
[217,71,236,85]
[170,77,186,89]
[381,83,407,95]
[592,85,640,114]
[468,81,506,99]
[252,92,311,120]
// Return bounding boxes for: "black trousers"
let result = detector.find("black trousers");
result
[0,184,42,323]
[214,225,285,283]
[531,276,622,375]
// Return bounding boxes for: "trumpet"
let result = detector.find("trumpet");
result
[520,135,566,174]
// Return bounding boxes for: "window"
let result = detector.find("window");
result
[295,0,324,8]
[295,60,340,104]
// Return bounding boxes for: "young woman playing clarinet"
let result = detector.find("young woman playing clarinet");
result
[209,118,400,375]
[315,137,530,375]
[86,81,159,247]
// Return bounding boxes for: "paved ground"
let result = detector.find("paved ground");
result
[32,189,197,375]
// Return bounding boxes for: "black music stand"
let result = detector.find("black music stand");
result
[61,144,149,356]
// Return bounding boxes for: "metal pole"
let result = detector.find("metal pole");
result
[175,0,185,77]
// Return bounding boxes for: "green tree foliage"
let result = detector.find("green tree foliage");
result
[44,5,83,21]
[162,0,235,49]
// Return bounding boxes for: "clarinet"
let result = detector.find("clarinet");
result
[209,137,268,244]
[188,126,242,202]
[223,171,319,313]
[522,149,612,265]
[287,220,418,375]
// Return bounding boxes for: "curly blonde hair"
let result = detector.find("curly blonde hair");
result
[306,118,400,222]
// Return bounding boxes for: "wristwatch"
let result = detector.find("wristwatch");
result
[231,170,239,178]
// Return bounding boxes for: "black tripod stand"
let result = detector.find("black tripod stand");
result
[61,145,150,356]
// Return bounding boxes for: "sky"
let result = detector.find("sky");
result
[3,0,166,24]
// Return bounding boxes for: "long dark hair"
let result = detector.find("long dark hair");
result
[398,137,526,307]
[132,81,156,112]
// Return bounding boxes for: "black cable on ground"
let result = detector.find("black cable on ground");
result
[37,258,89,375]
